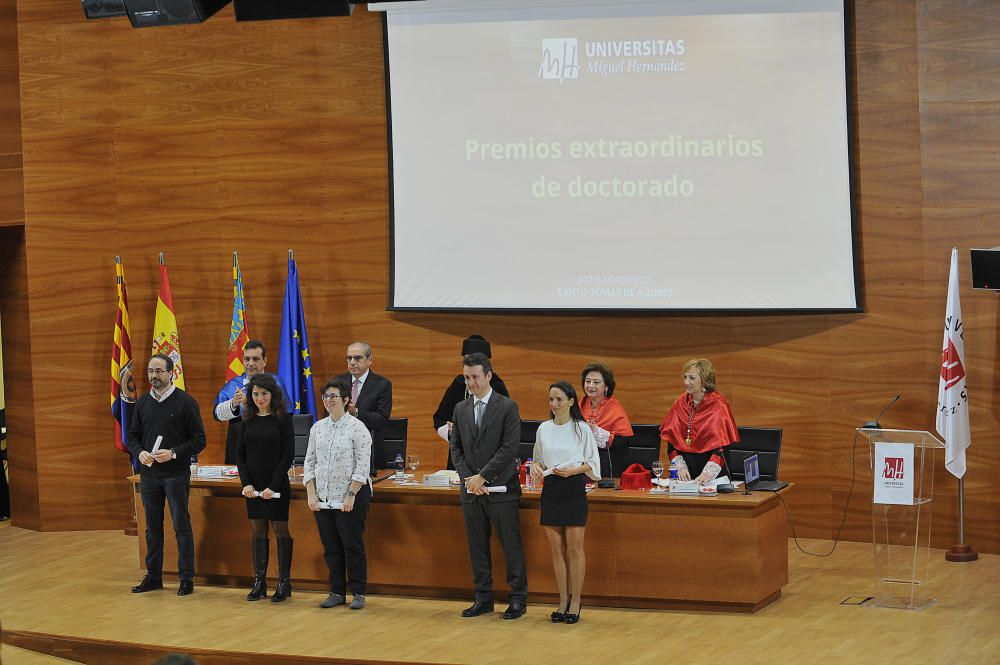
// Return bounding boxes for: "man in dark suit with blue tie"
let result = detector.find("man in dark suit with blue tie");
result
[449,352,527,619]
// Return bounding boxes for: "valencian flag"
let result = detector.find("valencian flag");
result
[110,257,137,454]
[937,247,971,478]
[151,254,185,390]
[278,254,317,420]
[226,252,251,381]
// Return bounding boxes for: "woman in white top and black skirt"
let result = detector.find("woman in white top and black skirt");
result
[529,381,601,625]
[304,377,374,611]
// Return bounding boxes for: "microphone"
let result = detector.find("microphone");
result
[597,437,617,489]
[717,448,737,494]
[861,394,901,430]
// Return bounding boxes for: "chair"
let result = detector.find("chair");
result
[724,426,783,482]
[291,413,314,465]
[373,417,408,470]
[518,419,543,462]
[623,423,661,471]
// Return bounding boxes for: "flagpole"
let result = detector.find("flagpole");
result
[288,249,294,261]
[946,478,977,561]
[939,247,977,563]
[159,252,164,266]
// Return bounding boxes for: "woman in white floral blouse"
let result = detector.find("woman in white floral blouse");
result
[304,377,374,610]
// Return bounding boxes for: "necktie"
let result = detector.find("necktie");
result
[475,400,485,428]
[352,379,360,404]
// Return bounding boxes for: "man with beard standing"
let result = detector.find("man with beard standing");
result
[127,354,206,596]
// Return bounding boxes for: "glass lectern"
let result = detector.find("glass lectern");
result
[857,428,945,610]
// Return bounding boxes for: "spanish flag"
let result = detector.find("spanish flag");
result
[226,252,251,381]
[151,255,185,390]
[110,257,136,453]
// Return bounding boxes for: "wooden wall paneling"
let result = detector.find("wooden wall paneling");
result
[9,0,1000,555]
[727,316,836,537]
[917,1,1000,104]
[853,0,921,103]
[920,101,1000,209]
[0,0,24,229]
[0,227,40,529]
[17,1,129,529]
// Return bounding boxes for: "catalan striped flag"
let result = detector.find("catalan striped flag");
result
[110,257,136,454]
[151,254,185,390]
[226,252,251,381]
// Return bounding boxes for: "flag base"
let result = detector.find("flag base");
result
[945,543,978,562]
[124,517,137,536]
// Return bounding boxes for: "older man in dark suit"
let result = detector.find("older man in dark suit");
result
[449,352,527,619]
[335,341,392,474]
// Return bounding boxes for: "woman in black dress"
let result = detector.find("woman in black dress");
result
[529,381,601,624]
[237,373,295,602]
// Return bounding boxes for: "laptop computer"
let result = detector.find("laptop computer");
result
[743,453,789,492]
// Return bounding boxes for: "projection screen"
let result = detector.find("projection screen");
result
[376,0,859,312]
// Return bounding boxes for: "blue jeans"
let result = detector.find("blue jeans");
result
[140,473,195,582]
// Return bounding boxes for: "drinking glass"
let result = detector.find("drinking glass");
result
[407,453,421,484]
[651,460,665,493]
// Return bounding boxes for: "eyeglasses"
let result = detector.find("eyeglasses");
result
[147,369,171,375]
[322,393,345,401]
[345,355,368,362]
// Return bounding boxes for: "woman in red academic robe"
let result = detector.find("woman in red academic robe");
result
[659,358,738,483]
[579,361,633,448]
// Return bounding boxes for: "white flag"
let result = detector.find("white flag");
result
[936,248,971,478]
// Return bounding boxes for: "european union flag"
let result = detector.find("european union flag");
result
[277,256,317,421]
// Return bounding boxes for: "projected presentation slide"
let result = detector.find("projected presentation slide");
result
[380,0,858,311]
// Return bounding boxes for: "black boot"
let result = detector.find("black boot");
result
[247,537,269,601]
[271,537,293,602]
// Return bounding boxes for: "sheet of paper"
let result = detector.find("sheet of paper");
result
[144,435,164,466]
[542,461,581,477]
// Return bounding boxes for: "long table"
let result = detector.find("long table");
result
[130,475,789,612]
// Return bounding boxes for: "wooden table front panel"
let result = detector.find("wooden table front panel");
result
[132,477,788,612]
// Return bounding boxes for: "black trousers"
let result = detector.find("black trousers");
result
[314,485,371,596]
[140,473,195,582]
[462,496,527,604]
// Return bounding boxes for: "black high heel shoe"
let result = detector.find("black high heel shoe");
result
[551,598,569,623]
[564,605,582,624]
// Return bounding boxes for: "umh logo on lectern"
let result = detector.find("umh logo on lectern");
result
[882,457,905,480]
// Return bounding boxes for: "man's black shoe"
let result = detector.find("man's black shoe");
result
[177,580,194,596]
[461,601,494,617]
[502,603,526,620]
[130,576,163,593]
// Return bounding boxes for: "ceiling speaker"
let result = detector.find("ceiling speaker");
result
[82,0,127,18]
[122,0,231,27]
[232,0,355,21]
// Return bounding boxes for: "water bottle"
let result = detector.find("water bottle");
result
[394,452,405,481]
[669,459,679,482]
[525,458,534,490]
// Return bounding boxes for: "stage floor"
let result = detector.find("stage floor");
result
[2,521,999,665]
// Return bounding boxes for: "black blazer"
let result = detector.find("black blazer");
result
[449,392,522,504]
[336,371,393,454]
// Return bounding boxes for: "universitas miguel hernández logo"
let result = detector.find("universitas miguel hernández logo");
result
[538,38,580,81]
[882,457,905,480]
[940,337,966,390]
